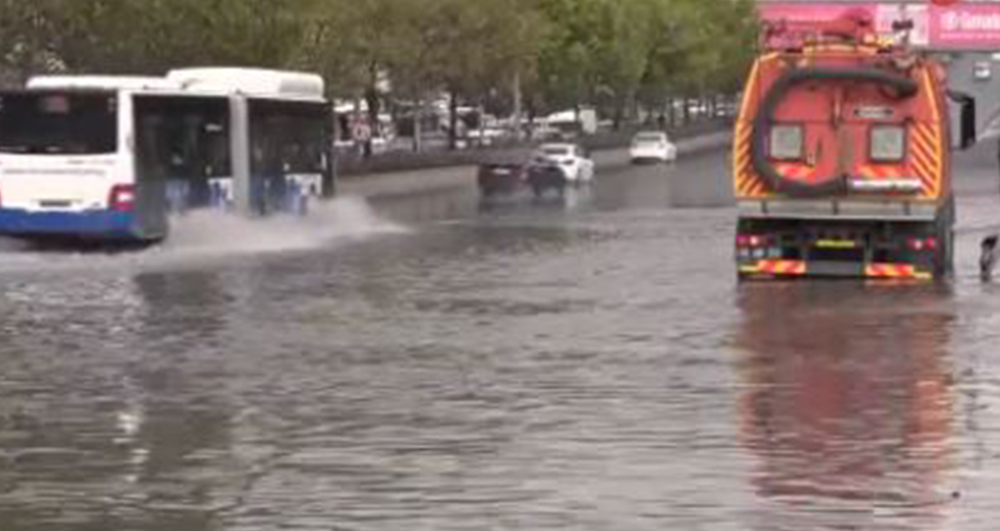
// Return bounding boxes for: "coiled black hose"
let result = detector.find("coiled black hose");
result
[751,67,919,197]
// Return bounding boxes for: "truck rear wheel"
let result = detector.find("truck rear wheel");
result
[935,224,954,278]
[935,199,956,278]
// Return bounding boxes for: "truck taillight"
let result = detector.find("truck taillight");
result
[906,237,937,252]
[108,184,135,212]
[737,234,772,248]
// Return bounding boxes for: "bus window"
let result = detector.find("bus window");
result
[250,100,329,174]
[249,99,332,212]
[134,96,230,209]
[0,92,118,155]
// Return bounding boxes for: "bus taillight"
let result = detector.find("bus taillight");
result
[109,184,135,212]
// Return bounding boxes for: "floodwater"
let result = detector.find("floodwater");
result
[3,143,1000,530]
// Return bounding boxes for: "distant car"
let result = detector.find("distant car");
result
[477,153,528,198]
[629,131,677,164]
[467,127,509,147]
[526,143,595,197]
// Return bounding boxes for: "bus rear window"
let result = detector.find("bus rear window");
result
[0,93,118,155]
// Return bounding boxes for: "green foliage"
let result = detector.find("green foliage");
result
[0,0,758,116]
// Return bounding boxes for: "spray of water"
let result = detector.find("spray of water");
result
[162,196,406,256]
[0,197,406,275]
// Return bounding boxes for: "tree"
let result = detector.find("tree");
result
[591,0,657,128]
[0,0,756,133]
[0,1,59,85]
[641,0,758,124]
[535,0,603,116]
[44,0,309,74]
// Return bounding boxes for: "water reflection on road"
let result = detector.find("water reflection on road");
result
[736,283,957,530]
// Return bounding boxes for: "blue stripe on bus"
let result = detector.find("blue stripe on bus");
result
[0,209,138,239]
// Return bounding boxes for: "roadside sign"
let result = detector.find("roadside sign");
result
[353,122,371,142]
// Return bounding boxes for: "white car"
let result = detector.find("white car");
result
[528,143,595,184]
[629,131,677,164]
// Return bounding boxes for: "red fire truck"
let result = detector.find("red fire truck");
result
[734,9,976,280]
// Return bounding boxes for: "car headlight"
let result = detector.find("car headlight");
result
[870,125,906,162]
[770,125,803,161]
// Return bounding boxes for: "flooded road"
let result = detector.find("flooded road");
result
[4,143,1000,530]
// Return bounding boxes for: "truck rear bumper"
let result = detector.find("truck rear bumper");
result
[738,259,933,280]
[734,211,952,281]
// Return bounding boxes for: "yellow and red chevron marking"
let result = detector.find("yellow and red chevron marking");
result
[912,69,945,199]
[857,165,904,180]
[865,263,932,280]
[733,60,769,199]
[733,122,757,196]
[910,121,942,198]
[857,165,878,180]
[773,162,815,182]
[744,260,808,276]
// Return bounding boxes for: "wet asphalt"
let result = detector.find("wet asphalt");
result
[3,140,1000,530]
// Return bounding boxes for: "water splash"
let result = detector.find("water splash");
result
[161,196,406,256]
[0,197,406,276]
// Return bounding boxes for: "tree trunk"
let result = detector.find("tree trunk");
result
[363,66,380,158]
[448,89,459,151]
[512,70,523,141]
[527,104,537,141]
[413,98,423,153]
[351,98,365,158]
[631,94,640,126]
[478,104,486,148]
[683,98,691,125]
[363,91,379,158]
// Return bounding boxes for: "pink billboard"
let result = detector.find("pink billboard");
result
[759,2,1000,50]
[931,4,1000,49]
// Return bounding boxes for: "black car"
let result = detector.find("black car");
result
[477,153,530,198]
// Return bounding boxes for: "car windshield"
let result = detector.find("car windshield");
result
[635,133,665,143]
[541,146,570,156]
[0,92,118,155]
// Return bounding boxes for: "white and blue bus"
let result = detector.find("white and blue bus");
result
[0,68,334,243]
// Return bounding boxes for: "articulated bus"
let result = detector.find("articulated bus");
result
[0,68,335,243]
